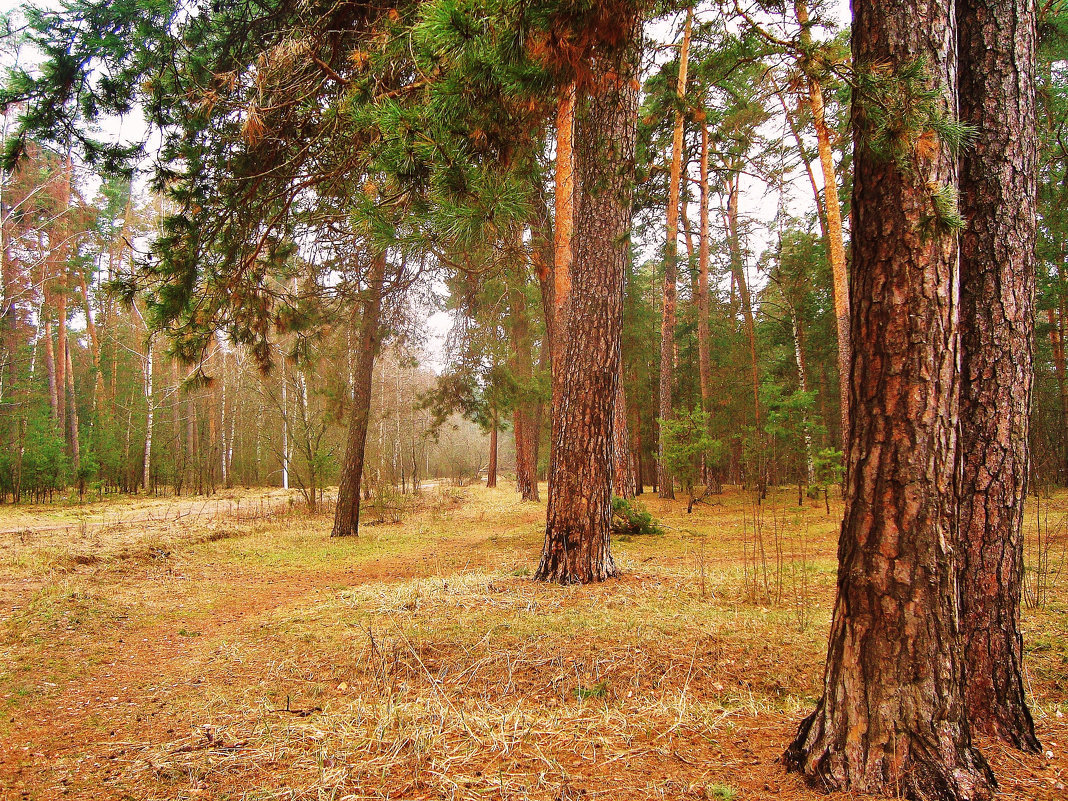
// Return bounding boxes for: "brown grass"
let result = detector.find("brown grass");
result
[0,484,1065,800]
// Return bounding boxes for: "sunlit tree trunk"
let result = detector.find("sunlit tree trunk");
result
[537,17,640,584]
[957,0,1040,753]
[794,0,850,446]
[658,9,691,500]
[697,122,712,416]
[552,83,576,369]
[786,2,995,796]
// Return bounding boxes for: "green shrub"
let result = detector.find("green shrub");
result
[611,497,665,536]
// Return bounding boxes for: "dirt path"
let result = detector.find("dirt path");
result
[0,512,533,799]
[0,490,318,538]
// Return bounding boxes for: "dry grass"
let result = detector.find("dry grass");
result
[0,484,1065,800]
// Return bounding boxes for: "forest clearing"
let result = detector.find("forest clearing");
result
[0,0,1064,797]
[1,485,1066,800]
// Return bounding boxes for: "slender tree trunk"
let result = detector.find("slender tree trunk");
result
[65,339,79,477]
[76,273,103,416]
[794,0,850,446]
[779,89,830,241]
[957,0,1040,753]
[537,17,640,583]
[790,309,815,485]
[173,361,185,494]
[487,408,498,488]
[56,293,67,439]
[726,172,760,432]
[332,254,387,538]
[785,2,995,797]
[697,122,712,415]
[613,378,636,499]
[280,349,289,490]
[658,10,691,501]
[509,261,540,501]
[143,333,154,492]
[43,317,59,425]
[633,412,643,494]
[207,338,219,492]
[1048,307,1068,480]
[219,347,229,489]
[726,171,763,496]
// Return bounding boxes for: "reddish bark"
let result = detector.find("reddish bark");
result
[785,2,995,797]
[537,17,640,584]
[957,0,1040,752]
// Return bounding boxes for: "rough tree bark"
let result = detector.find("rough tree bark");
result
[332,254,387,538]
[785,2,996,797]
[536,16,640,584]
[658,10,691,500]
[957,0,1040,753]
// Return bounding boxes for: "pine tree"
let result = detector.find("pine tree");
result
[785,2,996,797]
[957,0,1040,752]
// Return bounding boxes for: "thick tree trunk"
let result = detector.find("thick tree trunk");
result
[332,254,387,538]
[785,2,995,797]
[613,378,636,499]
[957,0,1040,753]
[537,18,639,584]
[658,10,691,501]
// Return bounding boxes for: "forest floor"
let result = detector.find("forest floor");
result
[0,484,1066,801]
